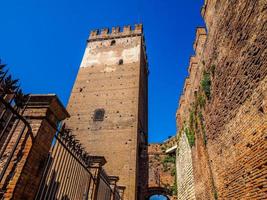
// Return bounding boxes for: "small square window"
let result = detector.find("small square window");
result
[118,59,123,65]
[93,109,105,121]
[111,40,116,46]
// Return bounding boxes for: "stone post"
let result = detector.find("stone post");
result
[117,186,126,200]
[88,156,106,200]
[3,94,69,199]
[108,176,119,200]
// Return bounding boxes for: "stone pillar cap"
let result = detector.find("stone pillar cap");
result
[27,94,70,121]
[108,176,119,183]
[117,186,126,191]
[88,156,107,167]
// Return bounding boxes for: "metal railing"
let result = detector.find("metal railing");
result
[0,62,31,197]
[35,125,123,200]
[0,61,124,199]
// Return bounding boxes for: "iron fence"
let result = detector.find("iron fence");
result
[35,125,123,200]
[0,62,31,197]
[0,62,124,200]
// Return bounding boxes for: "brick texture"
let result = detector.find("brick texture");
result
[1,95,69,200]
[65,24,148,200]
[176,133,196,200]
[176,0,267,199]
[148,137,177,199]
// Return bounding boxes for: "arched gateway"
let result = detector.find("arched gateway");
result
[146,187,172,199]
[147,137,177,200]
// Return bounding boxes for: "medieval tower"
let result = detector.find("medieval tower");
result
[65,24,149,200]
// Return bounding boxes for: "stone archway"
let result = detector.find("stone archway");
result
[147,137,177,200]
[146,187,172,200]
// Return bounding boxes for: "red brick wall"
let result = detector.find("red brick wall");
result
[177,0,267,199]
[202,0,267,199]
[65,25,148,200]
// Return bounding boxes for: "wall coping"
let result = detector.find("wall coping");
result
[27,94,70,121]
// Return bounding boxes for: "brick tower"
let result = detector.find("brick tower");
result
[65,24,148,199]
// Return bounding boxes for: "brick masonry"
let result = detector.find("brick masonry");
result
[1,95,69,199]
[65,24,148,200]
[176,0,267,199]
[176,133,196,200]
[176,26,214,200]
[148,136,177,199]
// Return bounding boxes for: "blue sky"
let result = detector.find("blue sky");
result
[150,195,167,200]
[0,0,204,143]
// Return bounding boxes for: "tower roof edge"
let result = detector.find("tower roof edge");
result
[88,24,143,41]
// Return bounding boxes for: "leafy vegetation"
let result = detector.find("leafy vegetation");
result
[210,64,216,76]
[154,154,160,161]
[201,71,211,99]
[171,167,176,177]
[185,127,195,148]
[189,110,195,128]
[163,163,168,172]
[197,94,206,108]
[163,154,176,164]
[160,145,167,152]
[214,190,218,200]
[161,154,177,195]
[170,177,177,195]
[198,111,207,146]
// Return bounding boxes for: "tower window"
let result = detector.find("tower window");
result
[118,59,123,65]
[93,109,105,121]
[111,40,116,46]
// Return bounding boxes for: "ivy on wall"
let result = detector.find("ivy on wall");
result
[201,71,212,99]
[161,153,177,195]
[182,63,216,148]
[185,127,195,148]
[176,62,218,198]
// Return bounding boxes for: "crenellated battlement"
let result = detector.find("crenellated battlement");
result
[176,27,207,127]
[193,27,206,51]
[88,24,143,41]
[201,0,217,30]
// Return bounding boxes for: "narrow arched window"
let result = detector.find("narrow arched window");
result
[93,109,105,121]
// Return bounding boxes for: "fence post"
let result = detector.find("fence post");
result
[3,94,69,200]
[88,156,106,200]
[108,176,119,200]
[117,186,126,200]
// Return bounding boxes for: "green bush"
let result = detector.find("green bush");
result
[198,111,207,146]
[171,173,177,195]
[163,163,168,172]
[201,71,211,99]
[185,127,195,148]
[163,155,176,164]
[171,167,176,177]
[197,94,206,108]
